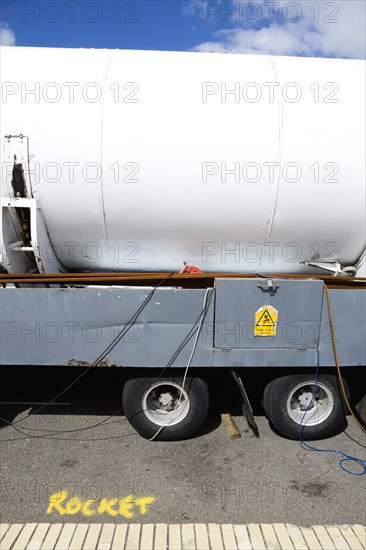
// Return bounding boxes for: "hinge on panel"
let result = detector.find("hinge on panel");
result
[221,345,232,353]
[257,279,279,295]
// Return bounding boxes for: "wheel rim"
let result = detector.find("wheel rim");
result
[142,382,190,427]
[286,381,334,426]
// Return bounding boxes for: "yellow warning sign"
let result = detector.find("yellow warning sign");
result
[254,305,278,337]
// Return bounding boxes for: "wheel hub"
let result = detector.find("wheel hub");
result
[142,382,190,427]
[286,381,334,426]
[298,390,314,408]
[158,392,174,408]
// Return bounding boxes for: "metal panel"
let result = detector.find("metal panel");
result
[318,288,366,367]
[0,282,365,369]
[214,278,324,350]
[212,347,318,368]
[0,287,214,368]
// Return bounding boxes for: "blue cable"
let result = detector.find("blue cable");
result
[297,350,366,476]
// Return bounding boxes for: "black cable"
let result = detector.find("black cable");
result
[1,278,212,443]
[344,430,366,450]
[91,273,173,365]
[0,367,94,428]
[1,286,213,442]
[0,411,126,433]
[0,431,138,443]
[158,288,214,378]
[0,407,126,437]
[0,274,173,434]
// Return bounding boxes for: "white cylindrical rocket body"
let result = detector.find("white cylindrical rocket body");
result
[0,47,365,273]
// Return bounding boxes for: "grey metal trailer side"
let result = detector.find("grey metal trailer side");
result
[1,275,365,440]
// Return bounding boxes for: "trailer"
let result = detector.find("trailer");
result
[0,47,365,440]
[1,268,365,440]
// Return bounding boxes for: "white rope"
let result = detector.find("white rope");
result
[149,288,213,441]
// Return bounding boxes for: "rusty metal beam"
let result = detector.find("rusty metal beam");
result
[0,271,365,288]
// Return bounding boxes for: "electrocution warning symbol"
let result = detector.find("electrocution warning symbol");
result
[254,305,278,337]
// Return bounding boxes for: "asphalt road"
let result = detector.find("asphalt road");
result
[0,367,365,527]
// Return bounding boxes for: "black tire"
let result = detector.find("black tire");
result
[263,374,348,440]
[122,376,209,441]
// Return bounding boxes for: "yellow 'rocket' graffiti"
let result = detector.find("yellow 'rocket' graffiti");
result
[47,491,155,518]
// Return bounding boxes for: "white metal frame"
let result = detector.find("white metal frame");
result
[0,197,43,273]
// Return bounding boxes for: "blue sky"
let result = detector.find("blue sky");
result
[0,1,365,58]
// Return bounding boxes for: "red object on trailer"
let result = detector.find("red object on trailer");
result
[180,264,203,274]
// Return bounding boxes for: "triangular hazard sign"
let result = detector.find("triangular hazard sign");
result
[256,308,275,326]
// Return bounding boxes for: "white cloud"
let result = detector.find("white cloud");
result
[188,1,365,58]
[0,24,16,46]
